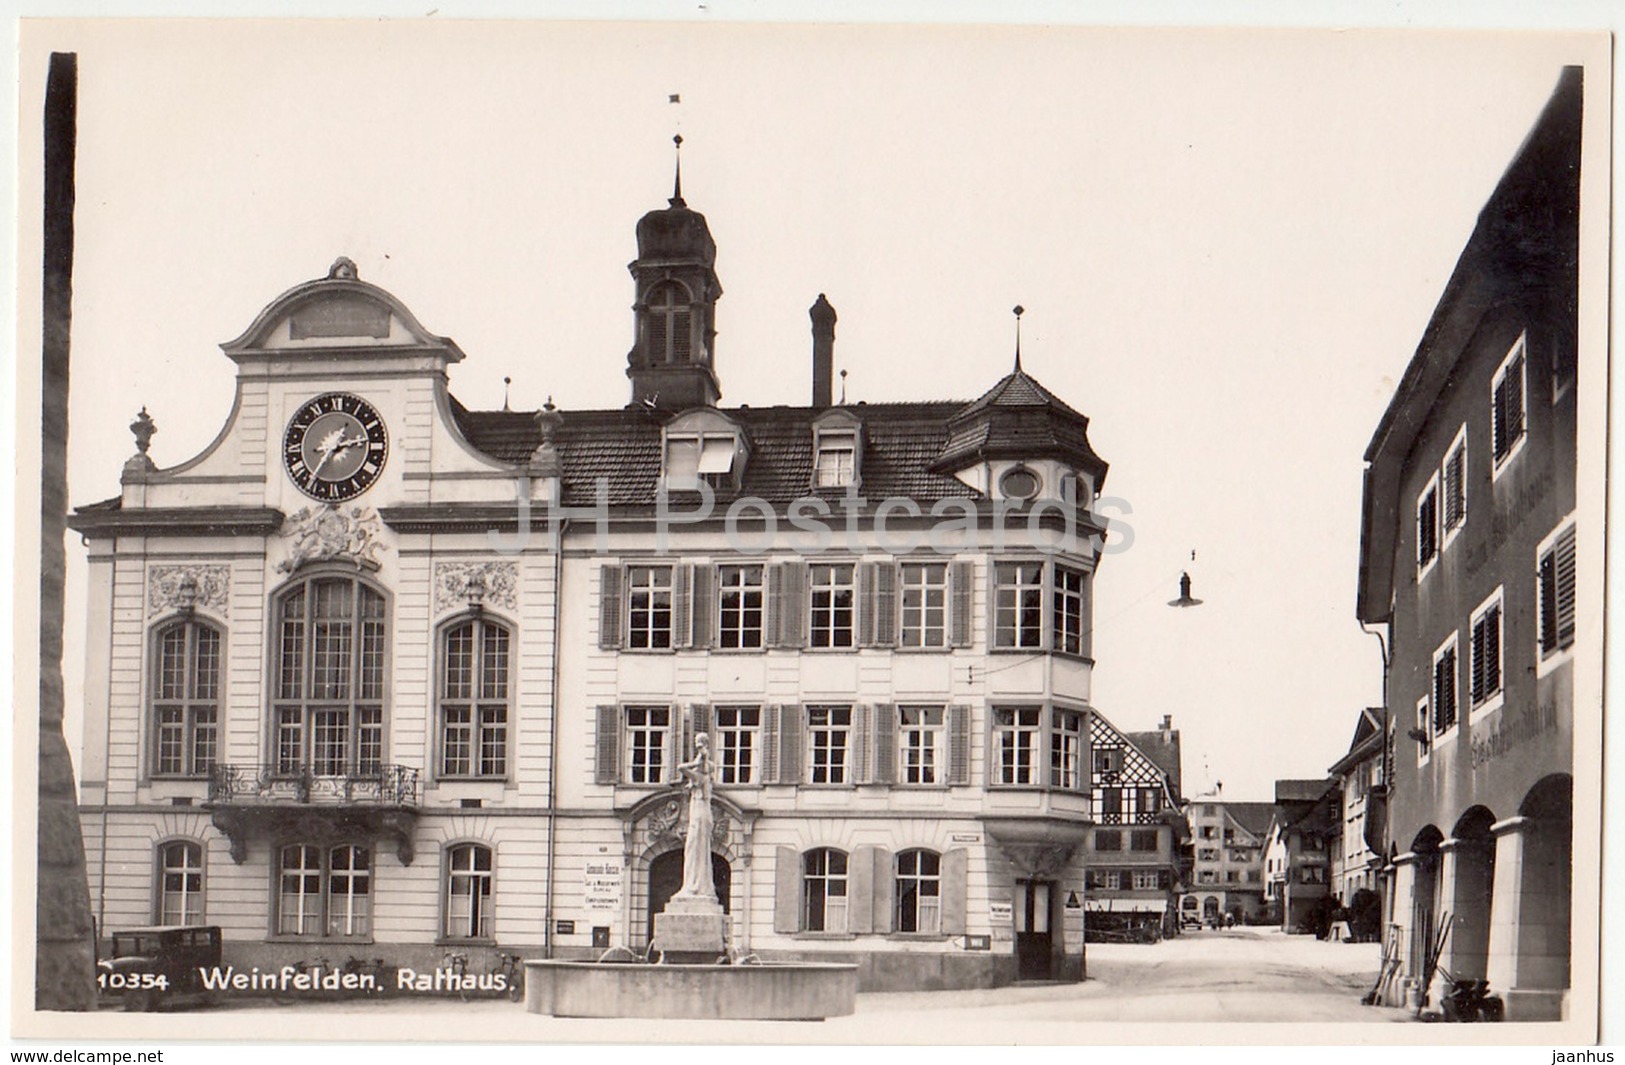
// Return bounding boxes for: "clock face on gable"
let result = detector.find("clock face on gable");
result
[283,392,389,502]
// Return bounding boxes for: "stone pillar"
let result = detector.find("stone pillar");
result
[1488,816,1571,1020]
[1389,853,1419,1008]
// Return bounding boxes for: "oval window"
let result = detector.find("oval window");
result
[999,466,1041,501]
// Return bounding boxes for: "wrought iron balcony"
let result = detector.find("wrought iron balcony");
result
[205,764,421,866]
[207,763,420,807]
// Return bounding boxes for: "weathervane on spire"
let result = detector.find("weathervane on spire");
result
[1012,305,1025,372]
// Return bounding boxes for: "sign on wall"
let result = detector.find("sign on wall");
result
[583,860,624,913]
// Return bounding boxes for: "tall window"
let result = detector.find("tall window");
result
[993,706,1041,785]
[1433,636,1459,736]
[1442,428,1467,540]
[277,843,371,937]
[1417,476,1439,572]
[625,706,671,784]
[152,619,221,777]
[994,563,1044,648]
[716,705,760,785]
[625,566,673,650]
[1492,335,1527,469]
[1050,709,1083,790]
[809,565,855,648]
[1052,566,1088,656]
[444,843,493,940]
[1538,523,1577,659]
[274,577,387,777]
[156,841,204,926]
[895,850,942,934]
[717,565,764,649]
[1469,590,1503,711]
[814,435,857,488]
[802,849,848,932]
[807,706,852,784]
[899,706,944,785]
[1415,696,1431,762]
[439,618,510,778]
[1094,830,1122,852]
[1130,830,1159,852]
[646,282,693,364]
[899,563,947,648]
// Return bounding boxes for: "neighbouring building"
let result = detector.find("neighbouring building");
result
[1083,715,1183,939]
[1355,68,1581,1019]
[1328,708,1386,913]
[68,160,1126,991]
[1181,795,1270,926]
[1262,779,1337,934]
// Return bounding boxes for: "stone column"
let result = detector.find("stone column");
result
[1488,816,1571,1020]
[1389,853,1419,1008]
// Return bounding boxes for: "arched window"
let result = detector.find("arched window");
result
[277,842,371,938]
[895,849,941,933]
[444,843,494,940]
[151,619,222,777]
[273,576,388,777]
[156,840,205,926]
[646,282,693,364]
[439,617,511,778]
[802,848,848,932]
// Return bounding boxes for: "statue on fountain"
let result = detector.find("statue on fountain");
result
[650,731,729,963]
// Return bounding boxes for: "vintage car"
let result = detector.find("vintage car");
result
[98,925,222,1011]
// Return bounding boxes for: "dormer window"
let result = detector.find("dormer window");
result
[811,408,864,491]
[661,410,748,491]
[815,435,856,488]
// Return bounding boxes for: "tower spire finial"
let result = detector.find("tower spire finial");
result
[671,134,685,207]
[1012,305,1025,372]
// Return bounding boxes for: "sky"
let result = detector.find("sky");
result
[16,18,1605,802]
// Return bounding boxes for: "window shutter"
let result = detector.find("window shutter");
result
[1486,606,1500,695]
[779,704,803,784]
[774,562,807,648]
[1556,526,1577,648]
[852,704,870,784]
[941,847,968,935]
[762,704,781,784]
[1539,550,1559,653]
[665,711,680,784]
[856,563,874,647]
[872,703,897,785]
[594,705,620,785]
[765,565,783,648]
[950,560,974,648]
[773,847,801,934]
[690,564,714,650]
[874,562,897,646]
[1508,352,1525,439]
[848,846,876,933]
[598,566,623,649]
[872,848,895,934]
[1470,623,1486,706]
[692,703,712,753]
[947,704,971,785]
[671,565,691,649]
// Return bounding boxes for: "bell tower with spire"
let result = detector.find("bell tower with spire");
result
[626,135,723,410]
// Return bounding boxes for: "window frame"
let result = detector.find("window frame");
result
[623,564,675,651]
[714,704,762,786]
[813,433,858,490]
[1441,424,1468,549]
[898,705,946,786]
[623,704,674,786]
[1049,708,1085,791]
[1052,564,1089,658]
[716,564,766,651]
[149,616,223,780]
[270,573,390,780]
[441,841,495,943]
[1416,471,1440,579]
[1468,587,1505,720]
[273,842,373,941]
[992,558,1094,656]
[991,705,1044,787]
[805,705,854,786]
[993,561,1046,650]
[1491,333,1528,478]
[154,839,206,926]
[1432,632,1460,742]
[894,849,942,935]
[801,848,849,933]
[807,563,857,650]
[898,561,949,650]
[436,614,513,781]
[1536,518,1577,673]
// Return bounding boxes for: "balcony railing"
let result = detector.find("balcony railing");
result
[207,764,420,807]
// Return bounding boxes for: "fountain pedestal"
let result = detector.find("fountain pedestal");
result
[652,894,728,964]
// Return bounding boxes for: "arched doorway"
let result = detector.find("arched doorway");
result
[646,850,730,943]
[1409,826,1444,984]
[1447,807,1497,981]
[1202,896,1220,924]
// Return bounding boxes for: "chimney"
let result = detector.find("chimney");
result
[1161,714,1173,742]
[810,293,837,408]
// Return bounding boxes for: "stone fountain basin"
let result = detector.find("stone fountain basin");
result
[523,959,858,1020]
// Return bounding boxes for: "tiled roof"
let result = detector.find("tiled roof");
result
[958,366,1087,420]
[1125,730,1183,802]
[450,397,983,507]
[1275,778,1335,804]
[1222,802,1277,838]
